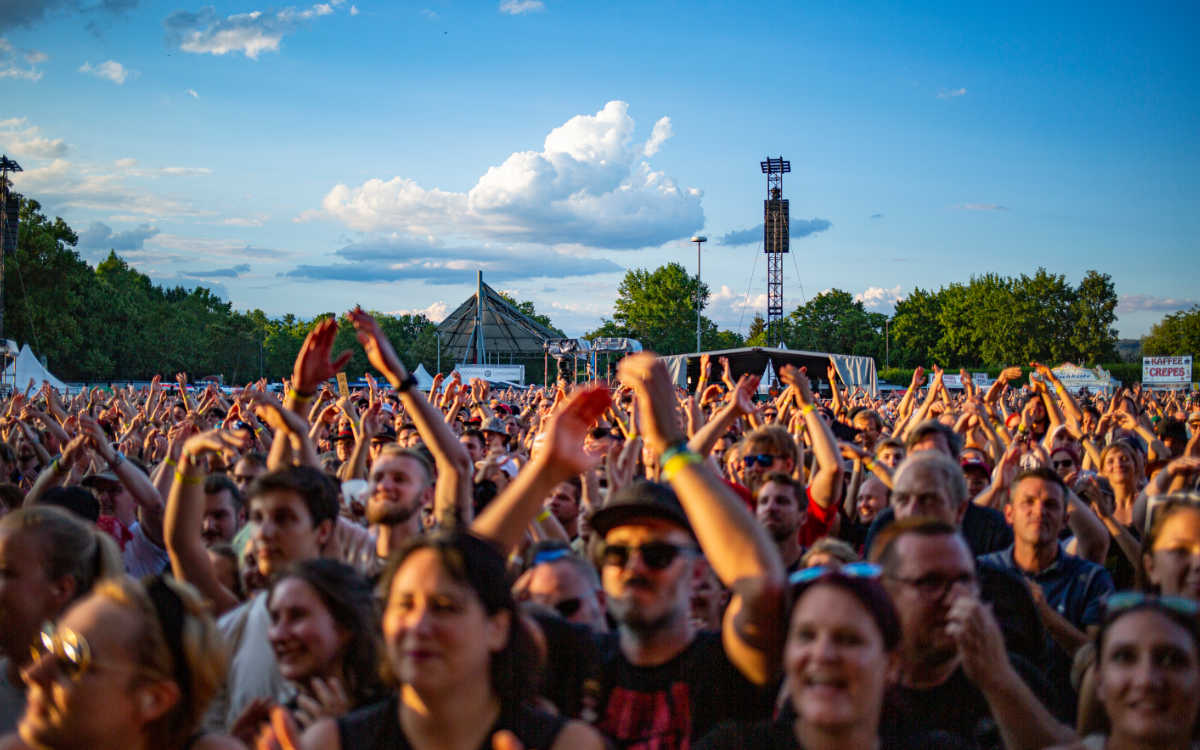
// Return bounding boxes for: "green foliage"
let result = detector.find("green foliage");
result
[887,267,1120,368]
[1142,306,1200,358]
[2,199,442,383]
[780,289,886,359]
[587,262,743,355]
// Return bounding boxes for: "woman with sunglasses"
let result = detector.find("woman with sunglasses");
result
[0,506,124,734]
[254,532,605,750]
[1060,594,1200,750]
[698,563,904,750]
[7,575,239,750]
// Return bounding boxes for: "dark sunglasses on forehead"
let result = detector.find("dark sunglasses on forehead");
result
[602,541,699,570]
[743,453,783,469]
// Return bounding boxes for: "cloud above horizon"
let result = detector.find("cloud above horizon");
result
[499,0,544,14]
[78,221,159,250]
[937,87,967,99]
[306,101,704,250]
[0,0,138,33]
[165,1,350,59]
[855,285,905,310]
[0,37,47,80]
[718,218,832,246]
[79,59,135,84]
[1118,294,1198,313]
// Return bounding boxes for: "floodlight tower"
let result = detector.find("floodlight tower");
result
[760,156,790,347]
[0,155,23,342]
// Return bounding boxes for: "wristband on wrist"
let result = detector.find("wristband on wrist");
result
[662,450,703,480]
[801,404,815,415]
[535,508,552,523]
[174,470,204,486]
[863,458,875,471]
[659,441,691,466]
[397,371,419,393]
[164,456,177,467]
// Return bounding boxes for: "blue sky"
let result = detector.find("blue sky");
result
[3,0,1198,342]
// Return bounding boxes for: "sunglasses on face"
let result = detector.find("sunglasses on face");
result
[1052,459,1076,470]
[742,454,782,469]
[32,623,91,680]
[553,597,583,618]
[602,541,698,570]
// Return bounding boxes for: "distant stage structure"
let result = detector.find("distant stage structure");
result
[761,156,789,347]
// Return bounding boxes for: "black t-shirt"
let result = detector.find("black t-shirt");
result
[336,695,566,750]
[879,656,1053,750]
[586,630,773,750]
[696,715,965,750]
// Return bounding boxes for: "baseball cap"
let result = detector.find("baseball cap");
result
[589,480,694,538]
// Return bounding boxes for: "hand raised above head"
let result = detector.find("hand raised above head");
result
[292,317,352,395]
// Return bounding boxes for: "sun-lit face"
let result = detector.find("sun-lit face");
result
[600,520,697,635]
[1103,447,1134,483]
[785,584,893,732]
[366,453,430,527]
[19,595,162,750]
[249,489,330,578]
[382,548,508,698]
[1146,507,1200,600]
[268,577,348,684]
[1097,610,1200,747]
[1004,476,1067,552]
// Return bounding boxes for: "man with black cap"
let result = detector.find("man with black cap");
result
[474,353,785,748]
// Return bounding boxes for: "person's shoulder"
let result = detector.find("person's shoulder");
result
[190,734,251,750]
[549,720,606,750]
[217,591,263,636]
[976,548,1014,570]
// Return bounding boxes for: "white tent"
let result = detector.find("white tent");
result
[2,344,69,394]
[412,363,436,391]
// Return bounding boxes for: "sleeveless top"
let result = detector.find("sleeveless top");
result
[338,695,567,750]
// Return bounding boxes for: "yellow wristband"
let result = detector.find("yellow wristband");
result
[863,458,874,471]
[164,456,177,467]
[801,404,815,415]
[174,470,204,486]
[662,451,703,480]
[536,508,552,523]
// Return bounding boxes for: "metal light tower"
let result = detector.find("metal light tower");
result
[761,156,790,346]
[690,235,706,352]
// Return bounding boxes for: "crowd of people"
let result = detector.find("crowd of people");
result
[0,306,1198,750]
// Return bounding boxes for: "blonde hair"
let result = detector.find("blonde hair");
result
[94,576,227,749]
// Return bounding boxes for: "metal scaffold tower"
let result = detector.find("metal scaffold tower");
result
[760,156,790,346]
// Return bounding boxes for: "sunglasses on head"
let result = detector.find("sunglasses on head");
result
[742,454,781,469]
[1103,591,1200,622]
[789,561,880,587]
[602,541,698,570]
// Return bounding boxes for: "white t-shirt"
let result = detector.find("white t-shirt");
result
[204,592,285,731]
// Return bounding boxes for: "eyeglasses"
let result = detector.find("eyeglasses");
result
[602,541,698,570]
[789,561,880,586]
[1103,591,1200,622]
[553,597,583,618]
[885,571,977,599]
[743,454,783,469]
[1052,459,1076,470]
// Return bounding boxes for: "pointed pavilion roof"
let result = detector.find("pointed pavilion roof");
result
[435,271,559,363]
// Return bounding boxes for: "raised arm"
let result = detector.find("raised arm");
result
[688,373,758,457]
[349,306,474,527]
[620,353,785,684]
[780,365,843,510]
[164,430,244,615]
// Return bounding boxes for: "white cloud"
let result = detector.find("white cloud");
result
[159,166,212,176]
[220,215,268,227]
[79,60,135,84]
[389,301,449,322]
[0,117,68,158]
[186,88,199,98]
[706,284,768,329]
[78,221,160,251]
[419,8,437,19]
[642,116,672,157]
[0,37,46,81]
[937,87,967,99]
[166,2,351,59]
[499,0,544,13]
[854,285,905,310]
[1118,294,1198,313]
[350,4,359,15]
[310,101,703,249]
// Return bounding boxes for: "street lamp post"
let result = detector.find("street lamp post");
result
[690,235,707,353]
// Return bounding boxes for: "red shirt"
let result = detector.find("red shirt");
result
[731,482,836,547]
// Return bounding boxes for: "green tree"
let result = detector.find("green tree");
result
[889,287,942,367]
[593,263,710,355]
[745,313,767,346]
[782,289,885,359]
[495,292,565,337]
[1071,270,1119,364]
[1142,306,1200,357]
